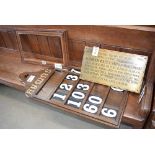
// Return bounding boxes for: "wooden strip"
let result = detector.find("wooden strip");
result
[79,82,94,110]
[37,35,51,56]
[7,31,17,50]
[99,89,128,126]
[27,34,40,54]
[1,31,14,49]
[82,84,110,115]
[20,34,32,52]
[37,71,68,100]
[47,36,62,58]
[25,69,55,97]
[51,72,80,103]
[51,79,80,104]
[96,86,111,115]
[0,32,6,47]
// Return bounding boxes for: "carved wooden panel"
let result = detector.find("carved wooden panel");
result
[16,30,69,66]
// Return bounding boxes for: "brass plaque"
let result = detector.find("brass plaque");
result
[80,46,148,93]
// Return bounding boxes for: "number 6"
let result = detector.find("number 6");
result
[101,108,117,118]
[83,104,98,114]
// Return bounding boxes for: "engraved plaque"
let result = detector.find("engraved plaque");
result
[80,46,148,93]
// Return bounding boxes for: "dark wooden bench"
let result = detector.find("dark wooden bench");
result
[0,25,155,128]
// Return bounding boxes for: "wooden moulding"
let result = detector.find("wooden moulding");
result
[16,30,69,67]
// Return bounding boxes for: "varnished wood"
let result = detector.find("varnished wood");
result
[0,25,155,128]
[16,30,69,67]
[145,87,155,128]
[21,69,128,128]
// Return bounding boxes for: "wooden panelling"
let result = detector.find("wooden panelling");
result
[0,32,6,47]
[21,34,40,54]
[37,35,51,56]
[47,36,62,58]
[68,40,86,61]
[0,30,17,50]
[17,30,68,66]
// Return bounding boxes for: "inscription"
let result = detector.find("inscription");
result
[80,47,148,93]
[25,68,52,97]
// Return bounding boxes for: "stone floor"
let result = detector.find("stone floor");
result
[0,84,131,129]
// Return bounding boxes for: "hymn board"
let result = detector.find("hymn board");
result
[23,46,148,128]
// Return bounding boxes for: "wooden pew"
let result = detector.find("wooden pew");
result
[0,25,155,128]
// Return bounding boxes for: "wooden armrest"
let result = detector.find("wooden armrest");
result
[140,82,154,117]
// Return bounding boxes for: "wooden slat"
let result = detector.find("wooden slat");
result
[47,36,62,58]
[25,69,55,97]
[97,86,111,115]
[52,79,79,104]
[0,32,6,47]
[99,89,128,126]
[37,71,68,100]
[27,34,40,54]
[37,35,51,56]
[82,84,110,114]
[7,31,17,49]
[79,82,94,110]
[65,80,91,108]
[51,72,80,103]
[1,31,14,49]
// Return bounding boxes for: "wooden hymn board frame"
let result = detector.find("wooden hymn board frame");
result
[21,68,129,128]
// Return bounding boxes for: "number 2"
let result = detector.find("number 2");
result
[60,83,73,91]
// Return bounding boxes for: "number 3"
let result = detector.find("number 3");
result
[66,75,78,81]
[101,108,117,118]
[77,83,89,90]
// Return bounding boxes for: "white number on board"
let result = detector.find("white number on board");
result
[53,93,66,101]
[88,96,102,104]
[101,108,117,118]
[83,96,102,114]
[67,100,81,108]
[66,75,78,81]
[72,91,85,100]
[77,83,89,91]
[70,69,81,74]
[83,104,98,114]
[60,83,73,91]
